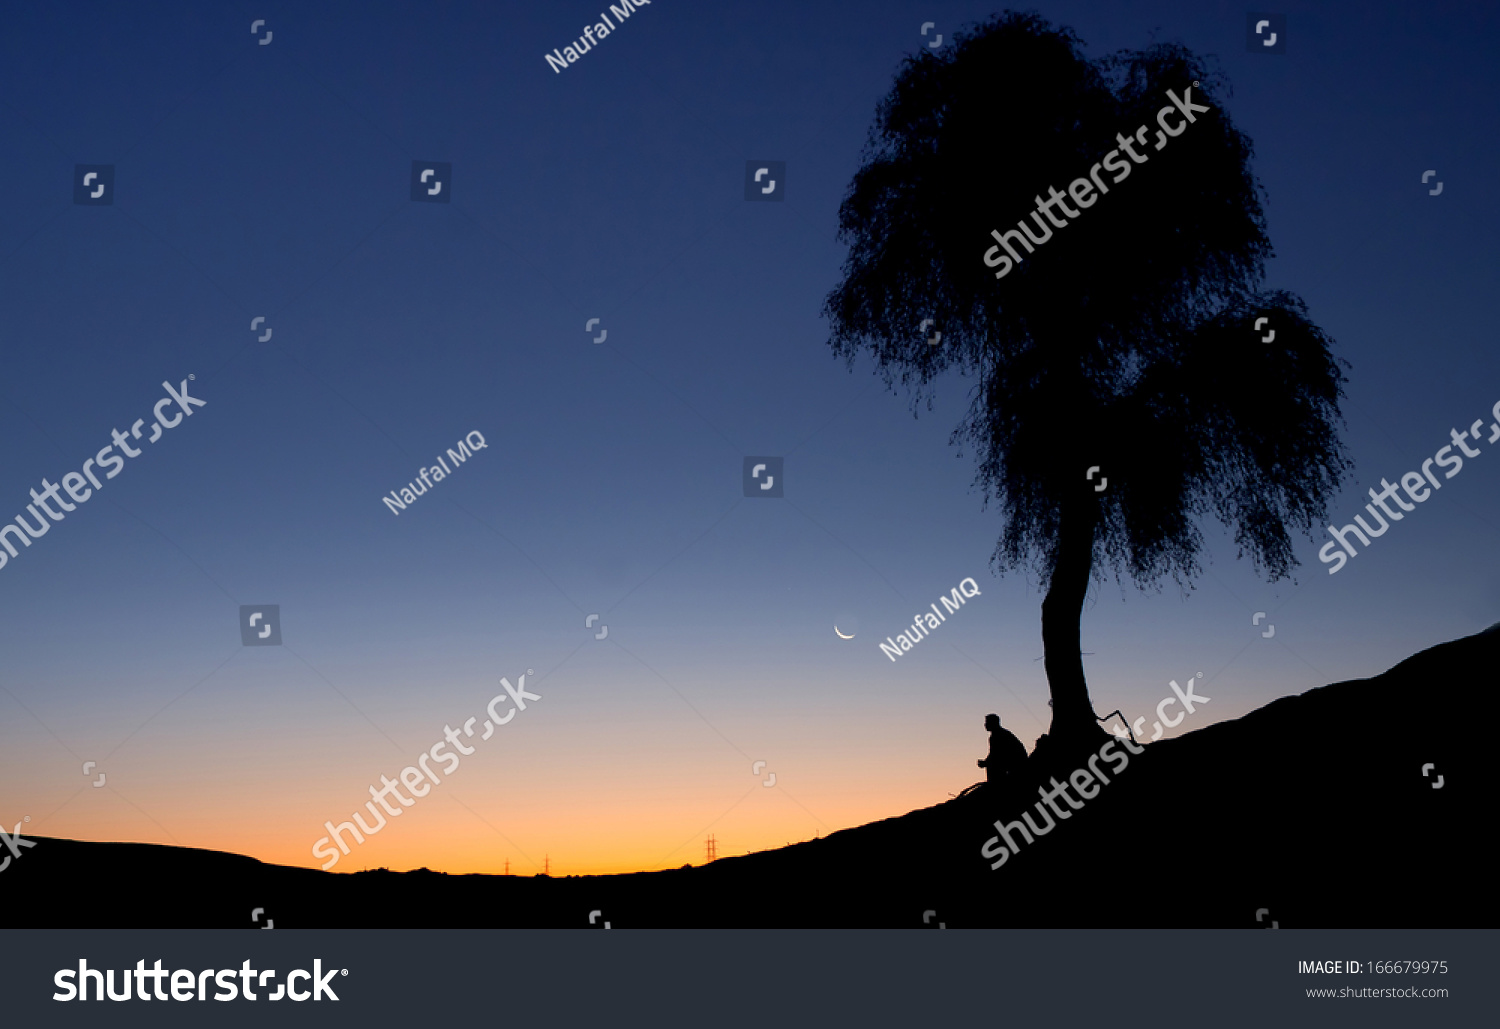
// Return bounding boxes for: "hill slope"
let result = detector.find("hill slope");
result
[8,626,1492,928]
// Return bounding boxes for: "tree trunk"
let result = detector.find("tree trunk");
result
[1042,491,1099,744]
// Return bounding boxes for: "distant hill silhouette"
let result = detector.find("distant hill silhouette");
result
[10,627,1491,928]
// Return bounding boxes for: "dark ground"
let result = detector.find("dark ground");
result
[6,626,1492,928]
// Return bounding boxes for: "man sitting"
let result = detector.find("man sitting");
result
[977,712,1028,787]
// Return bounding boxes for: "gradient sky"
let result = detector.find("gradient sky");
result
[1,0,1496,877]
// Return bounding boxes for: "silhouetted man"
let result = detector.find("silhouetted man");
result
[977,713,1027,787]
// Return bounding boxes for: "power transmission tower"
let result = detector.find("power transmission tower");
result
[504,858,510,876]
[706,834,717,863]
[544,855,550,875]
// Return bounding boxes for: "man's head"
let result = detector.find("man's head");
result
[984,713,1000,731]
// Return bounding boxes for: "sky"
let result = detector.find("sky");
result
[0,0,1496,877]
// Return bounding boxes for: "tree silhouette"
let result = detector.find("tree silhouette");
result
[824,12,1352,746]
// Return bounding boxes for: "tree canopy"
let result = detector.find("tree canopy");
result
[824,11,1352,593]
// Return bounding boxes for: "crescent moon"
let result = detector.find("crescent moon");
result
[834,626,855,639]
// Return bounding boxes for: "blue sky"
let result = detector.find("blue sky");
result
[0,0,1495,874]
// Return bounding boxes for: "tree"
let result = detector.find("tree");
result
[823,12,1352,747]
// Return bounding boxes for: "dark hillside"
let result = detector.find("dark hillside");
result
[8,627,1491,928]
